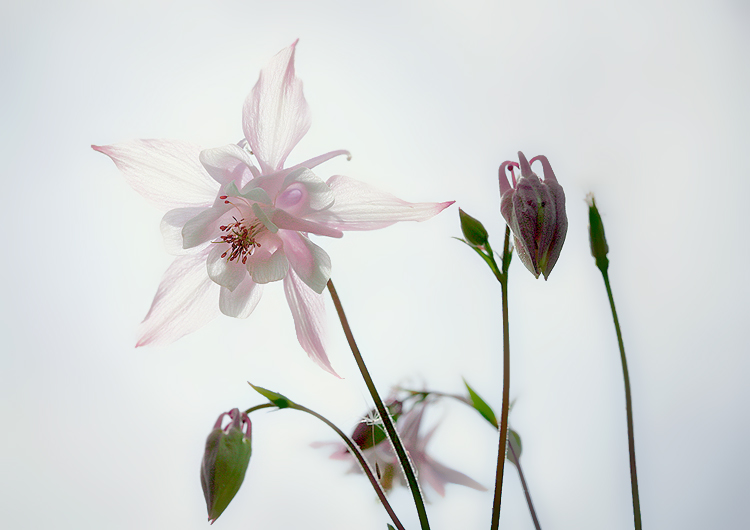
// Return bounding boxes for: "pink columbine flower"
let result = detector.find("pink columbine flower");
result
[316,401,486,497]
[499,151,567,280]
[93,41,452,376]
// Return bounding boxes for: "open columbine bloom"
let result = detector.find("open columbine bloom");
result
[316,401,486,497]
[93,41,452,376]
[499,151,567,280]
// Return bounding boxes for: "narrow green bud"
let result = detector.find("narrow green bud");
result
[459,208,489,247]
[586,194,609,271]
[200,409,252,524]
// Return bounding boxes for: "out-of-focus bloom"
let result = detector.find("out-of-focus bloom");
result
[93,41,452,376]
[316,401,486,497]
[499,151,567,279]
[201,409,252,524]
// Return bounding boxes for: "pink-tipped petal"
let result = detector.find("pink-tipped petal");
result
[283,269,339,377]
[278,231,332,294]
[93,140,218,210]
[309,176,454,231]
[242,41,311,174]
[199,144,259,187]
[137,251,220,347]
[219,276,263,318]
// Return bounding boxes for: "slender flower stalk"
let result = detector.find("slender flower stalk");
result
[508,440,542,530]
[587,195,641,530]
[490,226,512,530]
[327,279,431,530]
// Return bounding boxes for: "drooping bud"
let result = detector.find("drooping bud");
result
[499,152,567,279]
[458,208,489,248]
[586,193,609,272]
[351,400,403,451]
[200,408,252,524]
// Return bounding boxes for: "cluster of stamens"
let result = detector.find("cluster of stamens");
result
[217,215,262,264]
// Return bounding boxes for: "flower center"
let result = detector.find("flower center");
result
[217,217,262,264]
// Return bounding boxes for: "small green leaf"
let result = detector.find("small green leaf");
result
[387,525,396,530]
[248,382,294,409]
[463,379,498,428]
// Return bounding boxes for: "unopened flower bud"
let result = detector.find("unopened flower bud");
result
[200,408,252,524]
[586,193,609,272]
[499,152,567,279]
[351,400,403,450]
[459,208,489,248]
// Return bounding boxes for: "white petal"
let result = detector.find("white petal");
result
[242,41,311,173]
[249,246,289,285]
[219,277,263,318]
[292,150,351,171]
[181,203,232,249]
[271,210,343,239]
[279,231,331,294]
[283,269,338,377]
[137,250,220,346]
[161,207,206,255]
[93,140,218,210]
[199,144,259,187]
[206,245,248,291]
[308,175,454,230]
[280,168,336,213]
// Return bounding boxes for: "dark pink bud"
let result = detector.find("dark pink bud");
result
[499,152,567,279]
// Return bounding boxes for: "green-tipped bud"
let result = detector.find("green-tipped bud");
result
[586,194,609,272]
[200,409,252,524]
[459,208,489,248]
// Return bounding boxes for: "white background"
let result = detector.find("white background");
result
[2,0,748,529]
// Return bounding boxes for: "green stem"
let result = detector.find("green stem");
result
[490,226,512,530]
[244,402,406,530]
[508,441,542,530]
[600,268,642,530]
[327,279,431,530]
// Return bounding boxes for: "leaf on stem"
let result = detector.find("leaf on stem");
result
[248,382,295,409]
[463,379,499,428]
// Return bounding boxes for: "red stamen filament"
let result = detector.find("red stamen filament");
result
[216,217,262,264]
